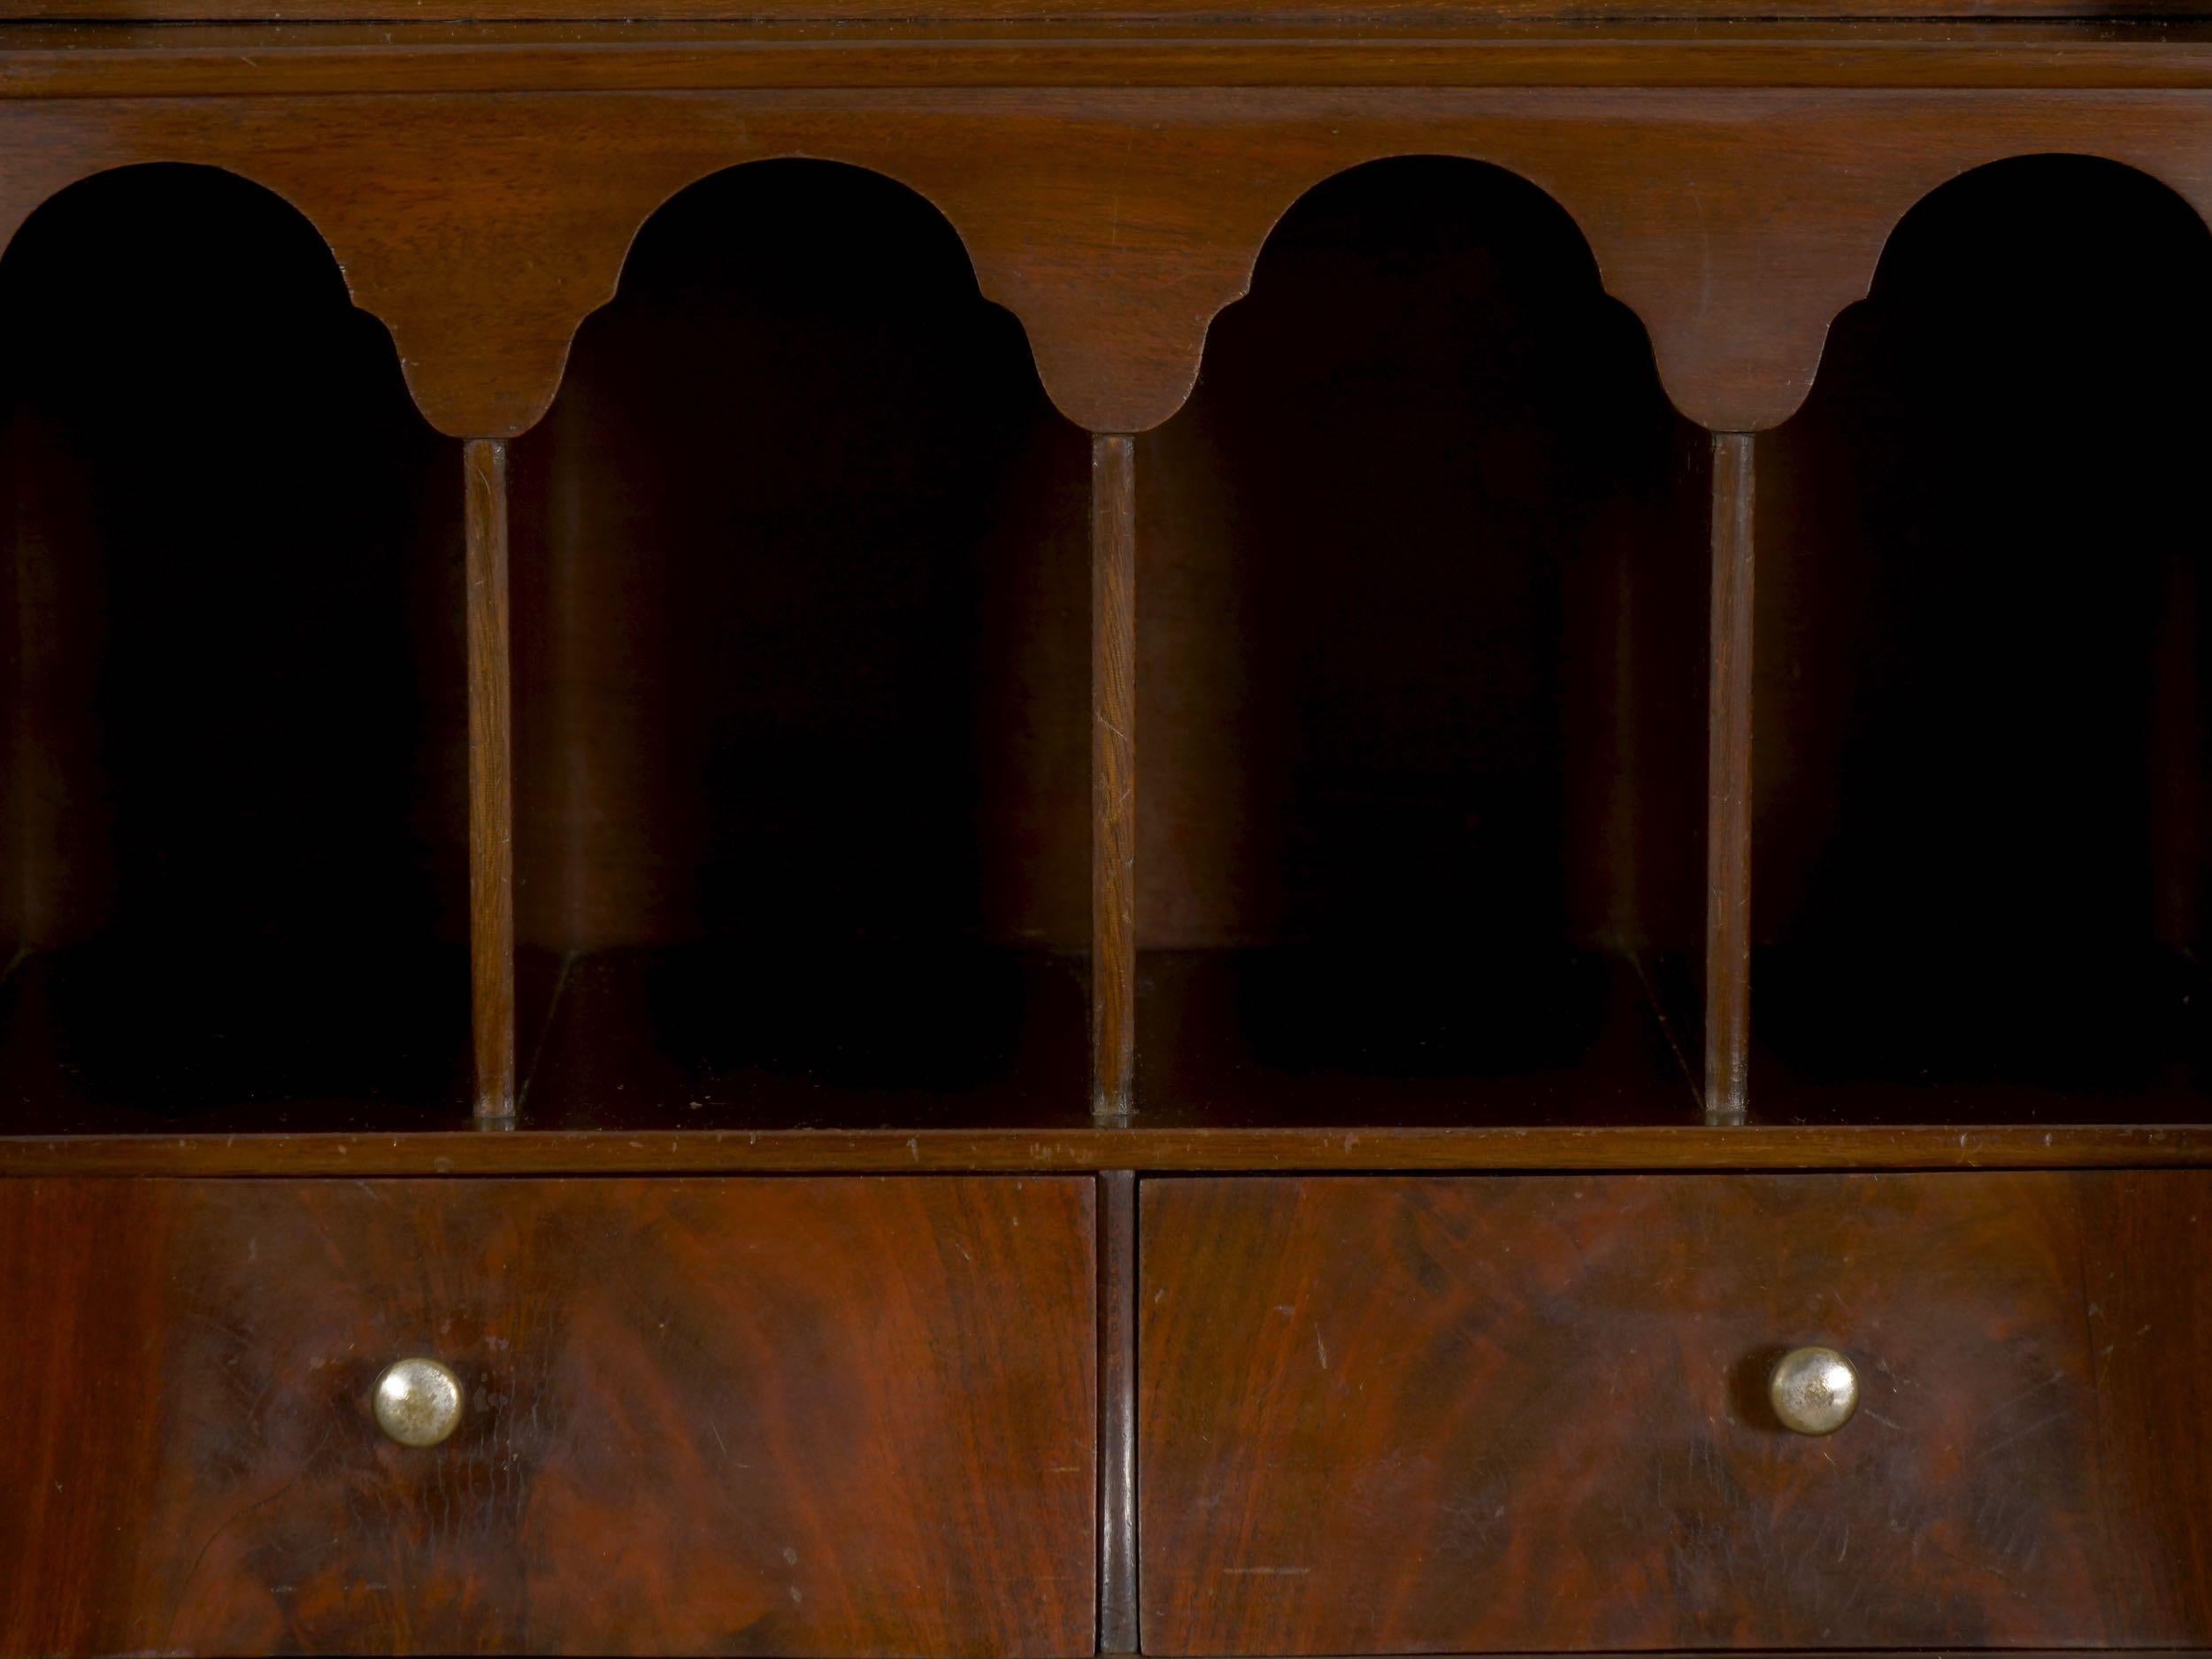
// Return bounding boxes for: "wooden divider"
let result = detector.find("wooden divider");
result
[1705,431,1755,1125]
[1093,435,1137,1123]
[465,438,517,1125]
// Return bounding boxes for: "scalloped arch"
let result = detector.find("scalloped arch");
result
[0,158,346,280]
[0,155,443,428]
[588,152,1002,313]
[1079,104,2212,435]
[1740,146,2212,434]
[5,92,2212,439]
[1154,149,1683,434]
[1845,148,2212,303]
[450,150,1041,440]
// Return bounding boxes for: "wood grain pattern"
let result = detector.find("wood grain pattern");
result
[1704,432,1752,1125]
[18,24,2212,97]
[1092,435,1136,1122]
[6,0,2190,25]
[1097,1170,1138,1655]
[465,437,515,1125]
[4,86,2212,437]
[0,1175,1097,1656]
[1141,1172,2212,1654]
[6,1122,2212,1177]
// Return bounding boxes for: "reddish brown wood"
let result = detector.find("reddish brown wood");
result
[0,1180,174,1659]
[1097,1170,1138,1655]
[466,437,516,1125]
[6,1122,2212,1177]
[0,1175,1097,1656]
[3,0,2190,24]
[1141,1172,2212,1655]
[1705,431,1754,1125]
[1093,434,1136,1122]
[0,30,2208,1659]
[2075,1174,2212,1618]
[2,86,2212,438]
[15,24,2212,97]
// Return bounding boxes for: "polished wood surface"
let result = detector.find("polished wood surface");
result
[465,437,516,1125]
[1091,435,1137,1123]
[0,1175,1097,1655]
[1704,431,1754,1125]
[1097,1170,1139,1655]
[2,140,2209,1135]
[5,83,2212,439]
[17,24,2212,97]
[18,23,2212,96]
[1141,1171,2212,1653]
[3,15,2210,1659]
[6,1122,2212,1176]
[21,0,2196,19]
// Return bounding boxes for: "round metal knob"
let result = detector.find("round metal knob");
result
[373,1357,463,1448]
[1768,1346,1860,1436]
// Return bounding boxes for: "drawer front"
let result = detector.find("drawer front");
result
[0,1176,1096,1657]
[1140,1171,2212,1654]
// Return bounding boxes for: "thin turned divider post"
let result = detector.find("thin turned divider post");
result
[1092,434,1137,1123]
[1705,430,1755,1125]
[465,438,516,1125]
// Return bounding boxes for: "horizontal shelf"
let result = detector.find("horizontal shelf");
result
[2,152,2207,1150]
[0,940,472,1135]
[1750,943,2211,1127]
[5,1123,2210,1178]
[1133,947,1700,1129]
[515,944,1091,1131]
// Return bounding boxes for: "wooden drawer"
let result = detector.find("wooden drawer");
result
[1140,1172,2212,1654]
[0,1176,1096,1657]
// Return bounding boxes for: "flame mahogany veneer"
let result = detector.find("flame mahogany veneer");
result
[4,16,2212,1659]
[0,1176,1099,1655]
[1142,1173,2212,1653]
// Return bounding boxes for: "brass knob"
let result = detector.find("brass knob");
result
[373,1357,464,1448]
[1768,1346,1860,1435]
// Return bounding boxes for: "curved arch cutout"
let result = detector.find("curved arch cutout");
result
[1755,151,2212,1118]
[1136,156,1709,1122]
[504,158,1092,1119]
[0,160,472,1125]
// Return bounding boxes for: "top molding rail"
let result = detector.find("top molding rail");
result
[2,32,2211,432]
[14,23,2212,95]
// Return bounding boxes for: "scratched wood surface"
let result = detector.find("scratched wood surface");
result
[0,1176,1097,1655]
[9,1122,2212,1176]
[1141,1172,2212,1653]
